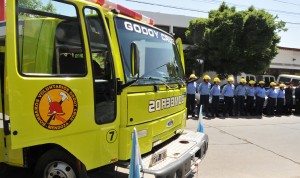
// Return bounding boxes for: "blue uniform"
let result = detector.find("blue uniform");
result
[235,84,247,116]
[246,86,255,97]
[255,87,266,98]
[235,85,247,96]
[246,86,255,115]
[222,83,235,116]
[266,88,278,99]
[277,89,285,99]
[222,84,234,97]
[197,82,211,117]
[255,87,266,116]
[266,88,277,115]
[210,85,220,96]
[186,82,197,116]
[198,82,211,95]
[210,84,220,117]
[187,82,197,94]
[277,89,285,115]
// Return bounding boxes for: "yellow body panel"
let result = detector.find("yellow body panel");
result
[0,128,4,162]
[2,0,187,171]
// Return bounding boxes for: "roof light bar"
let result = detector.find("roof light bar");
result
[85,0,155,25]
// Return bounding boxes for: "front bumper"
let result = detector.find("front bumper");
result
[141,130,208,178]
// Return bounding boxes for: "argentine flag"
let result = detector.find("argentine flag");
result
[129,127,143,178]
[197,105,204,133]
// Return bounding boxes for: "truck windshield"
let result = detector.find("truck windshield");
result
[115,17,184,85]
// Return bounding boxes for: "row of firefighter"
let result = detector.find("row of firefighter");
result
[186,74,300,118]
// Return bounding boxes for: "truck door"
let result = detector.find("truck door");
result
[0,51,4,162]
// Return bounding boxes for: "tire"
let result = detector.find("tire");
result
[34,148,88,178]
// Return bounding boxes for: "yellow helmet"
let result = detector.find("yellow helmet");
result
[259,81,265,85]
[203,75,211,80]
[270,82,276,86]
[240,78,246,83]
[279,83,285,88]
[189,74,197,79]
[227,77,234,82]
[214,77,220,82]
[249,80,255,85]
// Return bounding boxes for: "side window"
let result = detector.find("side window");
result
[292,79,300,86]
[83,8,116,124]
[17,1,86,76]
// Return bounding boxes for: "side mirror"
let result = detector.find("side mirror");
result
[130,42,140,78]
[176,38,185,74]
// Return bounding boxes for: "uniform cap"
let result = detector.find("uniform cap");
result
[227,77,234,82]
[203,75,211,80]
[270,82,276,86]
[240,78,246,83]
[249,80,255,85]
[214,77,220,82]
[189,74,197,79]
[279,83,285,88]
[259,81,265,84]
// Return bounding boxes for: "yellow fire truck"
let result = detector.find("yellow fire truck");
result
[0,0,208,177]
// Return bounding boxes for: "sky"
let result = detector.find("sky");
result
[113,0,300,49]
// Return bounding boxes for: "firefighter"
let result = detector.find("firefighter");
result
[276,83,285,116]
[235,78,247,116]
[246,80,256,116]
[186,74,197,117]
[295,86,300,115]
[210,77,221,117]
[255,81,266,116]
[266,82,277,116]
[197,75,211,117]
[222,77,235,117]
[285,83,293,115]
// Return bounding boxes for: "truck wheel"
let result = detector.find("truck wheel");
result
[34,148,88,178]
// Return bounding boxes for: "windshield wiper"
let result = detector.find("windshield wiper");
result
[139,76,177,89]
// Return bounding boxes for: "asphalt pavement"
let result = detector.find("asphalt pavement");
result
[187,114,300,178]
[2,115,300,178]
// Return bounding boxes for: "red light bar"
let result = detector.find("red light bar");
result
[0,0,5,21]
[85,0,154,25]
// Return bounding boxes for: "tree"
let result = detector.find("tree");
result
[185,3,286,76]
[19,0,56,13]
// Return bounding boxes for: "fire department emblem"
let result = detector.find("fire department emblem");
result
[34,84,78,130]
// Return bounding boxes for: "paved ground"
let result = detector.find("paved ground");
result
[188,115,300,178]
[2,115,300,178]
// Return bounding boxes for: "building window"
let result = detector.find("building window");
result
[155,25,169,33]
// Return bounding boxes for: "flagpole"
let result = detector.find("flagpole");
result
[198,105,204,132]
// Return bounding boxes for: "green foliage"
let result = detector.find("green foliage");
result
[19,0,56,12]
[185,2,286,76]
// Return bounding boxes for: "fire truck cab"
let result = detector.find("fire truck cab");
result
[0,0,208,177]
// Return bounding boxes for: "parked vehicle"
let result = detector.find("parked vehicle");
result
[0,0,208,177]
[257,75,276,87]
[237,73,256,84]
[277,74,300,86]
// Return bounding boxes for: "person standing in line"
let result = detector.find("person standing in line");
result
[186,74,197,117]
[235,78,247,116]
[276,83,285,116]
[285,83,293,115]
[222,77,235,117]
[197,75,211,117]
[246,80,256,116]
[210,77,221,117]
[255,81,266,116]
[295,86,300,115]
[266,82,277,116]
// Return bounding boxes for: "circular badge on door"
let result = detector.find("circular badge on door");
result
[33,84,78,130]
